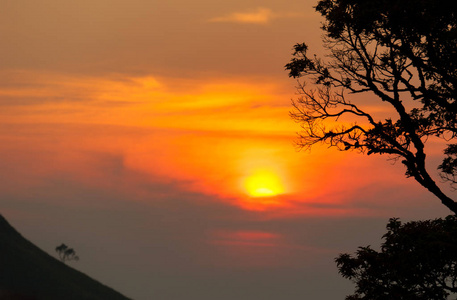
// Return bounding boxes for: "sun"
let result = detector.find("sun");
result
[244,169,285,197]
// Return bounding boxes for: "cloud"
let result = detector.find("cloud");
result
[208,8,304,25]
[209,8,275,25]
[2,70,440,219]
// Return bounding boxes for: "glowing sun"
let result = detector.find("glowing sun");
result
[244,169,285,197]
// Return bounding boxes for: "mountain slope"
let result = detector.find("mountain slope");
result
[0,214,131,300]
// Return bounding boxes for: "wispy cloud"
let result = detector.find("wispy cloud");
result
[208,8,276,25]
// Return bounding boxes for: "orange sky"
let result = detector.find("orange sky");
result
[0,1,452,299]
[0,69,426,214]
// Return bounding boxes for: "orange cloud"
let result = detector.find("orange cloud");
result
[209,8,274,24]
[208,7,304,25]
[0,70,424,217]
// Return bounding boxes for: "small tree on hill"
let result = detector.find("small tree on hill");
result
[55,243,79,263]
[285,0,457,213]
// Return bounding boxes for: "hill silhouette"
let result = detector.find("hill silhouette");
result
[0,214,131,300]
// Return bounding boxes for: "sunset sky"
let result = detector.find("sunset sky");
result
[1,1,453,299]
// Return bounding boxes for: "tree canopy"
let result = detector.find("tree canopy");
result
[285,0,457,212]
[336,216,457,300]
[55,243,79,263]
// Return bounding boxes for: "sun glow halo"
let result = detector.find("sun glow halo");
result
[244,169,285,197]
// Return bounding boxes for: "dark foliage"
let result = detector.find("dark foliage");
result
[55,243,79,263]
[336,216,457,299]
[286,0,457,212]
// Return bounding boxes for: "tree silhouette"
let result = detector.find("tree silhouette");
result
[285,0,457,213]
[336,216,457,300]
[55,243,79,263]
